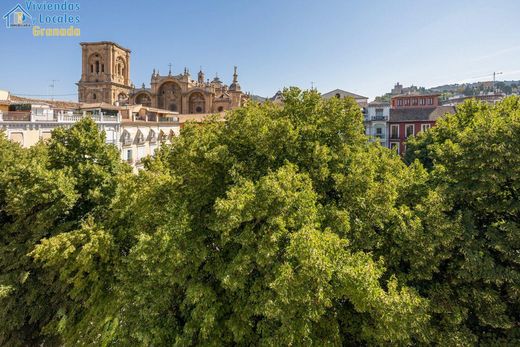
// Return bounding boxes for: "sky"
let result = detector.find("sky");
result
[0,0,519,101]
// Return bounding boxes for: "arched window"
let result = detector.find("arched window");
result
[170,104,177,112]
[218,106,224,112]
[157,82,181,110]
[95,61,100,73]
[90,64,94,73]
[189,92,206,114]
[335,93,341,98]
[92,93,97,100]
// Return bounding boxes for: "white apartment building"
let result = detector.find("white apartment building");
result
[0,92,182,171]
[364,101,390,147]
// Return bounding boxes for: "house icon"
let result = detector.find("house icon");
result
[3,4,32,28]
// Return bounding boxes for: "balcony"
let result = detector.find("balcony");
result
[57,112,119,123]
[371,115,387,121]
[1,111,31,121]
[0,111,120,123]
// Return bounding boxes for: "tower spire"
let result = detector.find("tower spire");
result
[233,66,238,83]
[229,66,241,91]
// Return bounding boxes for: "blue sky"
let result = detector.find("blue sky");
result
[1,0,519,100]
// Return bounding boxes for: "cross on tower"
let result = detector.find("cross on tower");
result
[168,63,172,75]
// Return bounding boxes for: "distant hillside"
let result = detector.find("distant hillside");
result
[376,80,520,102]
[430,80,520,97]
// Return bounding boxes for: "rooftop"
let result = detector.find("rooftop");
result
[10,95,79,109]
[389,106,455,122]
[80,41,131,53]
[322,89,368,100]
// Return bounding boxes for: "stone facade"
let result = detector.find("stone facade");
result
[78,41,133,105]
[78,41,246,113]
[131,65,245,114]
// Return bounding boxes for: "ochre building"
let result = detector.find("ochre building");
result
[78,41,246,113]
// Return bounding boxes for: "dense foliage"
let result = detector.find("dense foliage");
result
[0,90,518,346]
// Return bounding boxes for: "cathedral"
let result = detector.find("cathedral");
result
[77,41,246,113]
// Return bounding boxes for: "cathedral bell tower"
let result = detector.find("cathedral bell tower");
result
[77,41,133,105]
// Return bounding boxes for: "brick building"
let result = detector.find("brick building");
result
[388,93,455,154]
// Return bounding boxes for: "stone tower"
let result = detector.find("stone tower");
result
[77,41,132,105]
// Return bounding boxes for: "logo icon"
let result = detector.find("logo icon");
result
[3,4,32,28]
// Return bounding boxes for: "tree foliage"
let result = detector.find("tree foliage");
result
[0,92,519,346]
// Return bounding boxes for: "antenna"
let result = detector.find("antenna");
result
[310,81,315,90]
[49,79,59,101]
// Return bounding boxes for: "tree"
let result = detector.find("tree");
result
[406,97,520,344]
[83,88,442,345]
[0,118,130,346]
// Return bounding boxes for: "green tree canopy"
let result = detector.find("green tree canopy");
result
[1,92,519,346]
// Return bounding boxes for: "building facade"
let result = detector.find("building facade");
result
[78,41,246,113]
[388,93,455,154]
[77,41,133,105]
[364,101,389,146]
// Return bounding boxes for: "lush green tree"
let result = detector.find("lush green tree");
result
[3,92,518,346]
[87,89,446,345]
[0,118,130,346]
[406,97,520,344]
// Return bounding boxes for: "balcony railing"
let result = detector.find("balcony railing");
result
[372,115,387,121]
[0,111,120,123]
[57,112,119,123]
[390,134,400,140]
[2,111,31,121]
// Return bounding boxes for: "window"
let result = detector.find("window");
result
[137,146,146,160]
[421,124,431,132]
[412,98,418,105]
[390,142,399,154]
[375,108,383,118]
[196,106,203,113]
[405,124,415,138]
[92,93,97,100]
[10,132,24,145]
[90,64,93,73]
[126,149,133,162]
[428,98,433,105]
[397,99,403,106]
[101,64,104,73]
[376,127,382,135]
[218,106,224,112]
[335,93,341,98]
[390,124,399,138]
